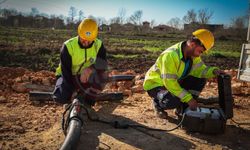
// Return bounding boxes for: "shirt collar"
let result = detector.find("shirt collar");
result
[179,41,191,61]
[177,41,184,61]
[77,36,94,49]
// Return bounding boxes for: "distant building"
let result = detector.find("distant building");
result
[123,23,136,32]
[108,23,140,33]
[141,21,151,32]
[142,21,150,28]
[184,22,224,32]
[153,24,175,32]
[109,23,122,32]
[99,24,109,32]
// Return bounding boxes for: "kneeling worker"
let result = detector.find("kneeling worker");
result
[53,18,108,107]
[143,29,225,119]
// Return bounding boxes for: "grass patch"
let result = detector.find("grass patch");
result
[0,26,244,71]
[207,50,240,58]
[143,46,163,52]
[109,54,139,59]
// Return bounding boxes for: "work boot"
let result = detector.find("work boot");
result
[152,99,168,119]
[155,110,168,119]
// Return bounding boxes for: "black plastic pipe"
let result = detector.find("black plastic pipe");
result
[60,99,83,150]
[60,75,135,149]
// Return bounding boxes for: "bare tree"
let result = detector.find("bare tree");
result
[0,0,7,5]
[117,8,126,24]
[129,10,143,25]
[30,7,39,17]
[40,13,49,18]
[68,6,77,23]
[231,16,247,29]
[0,8,18,17]
[197,8,213,24]
[183,9,197,24]
[78,10,84,22]
[150,19,156,28]
[96,17,107,26]
[50,14,65,29]
[109,17,121,24]
[230,15,248,40]
[167,17,181,29]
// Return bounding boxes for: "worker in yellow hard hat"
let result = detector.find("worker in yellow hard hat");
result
[53,18,108,107]
[143,29,225,119]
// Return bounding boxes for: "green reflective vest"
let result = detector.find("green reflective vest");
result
[143,42,218,103]
[56,36,102,76]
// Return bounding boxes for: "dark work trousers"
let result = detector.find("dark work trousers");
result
[53,70,105,105]
[147,76,206,111]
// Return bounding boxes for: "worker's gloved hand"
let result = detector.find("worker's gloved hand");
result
[188,99,198,110]
[80,67,94,83]
[213,69,226,76]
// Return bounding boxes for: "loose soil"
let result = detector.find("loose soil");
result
[0,61,249,150]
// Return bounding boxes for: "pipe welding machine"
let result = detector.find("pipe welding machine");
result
[181,74,234,134]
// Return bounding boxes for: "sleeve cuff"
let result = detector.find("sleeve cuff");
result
[181,94,193,103]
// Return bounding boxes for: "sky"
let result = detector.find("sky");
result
[1,0,249,26]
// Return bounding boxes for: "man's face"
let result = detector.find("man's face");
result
[191,42,206,57]
[79,37,93,47]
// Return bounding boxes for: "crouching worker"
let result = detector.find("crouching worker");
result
[143,29,225,119]
[53,18,108,107]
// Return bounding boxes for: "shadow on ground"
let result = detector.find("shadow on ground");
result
[77,101,194,150]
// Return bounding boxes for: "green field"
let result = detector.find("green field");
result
[0,26,244,72]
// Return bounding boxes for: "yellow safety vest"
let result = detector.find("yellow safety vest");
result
[56,36,102,76]
[143,42,218,103]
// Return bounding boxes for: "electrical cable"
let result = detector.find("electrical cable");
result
[230,118,250,127]
[63,62,184,134]
[75,102,186,132]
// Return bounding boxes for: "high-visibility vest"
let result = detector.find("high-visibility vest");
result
[143,42,218,103]
[56,36,102,76]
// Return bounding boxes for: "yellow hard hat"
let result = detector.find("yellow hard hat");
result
[78,18,98,41]
[192,29,214,51]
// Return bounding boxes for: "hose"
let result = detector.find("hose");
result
[60,119,82,150]
[80,103,186,132]
[60,99,84,150]
[60,99,186,150]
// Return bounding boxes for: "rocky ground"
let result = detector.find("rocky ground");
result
[0,66,249,150]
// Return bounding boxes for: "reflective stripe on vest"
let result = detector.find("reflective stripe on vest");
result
[178,89,188,99]
[56,37,102,76]
[201,66,210,78]
[191,61,204,70]
[188,90,200,97]
[143,41,217,102]
[161,73,178,79]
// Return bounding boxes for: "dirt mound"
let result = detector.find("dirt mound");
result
[0,67,250,150]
